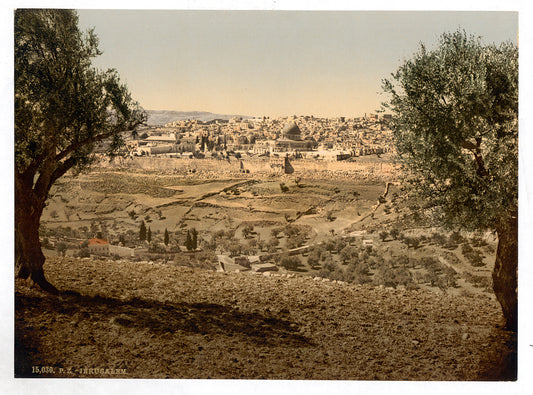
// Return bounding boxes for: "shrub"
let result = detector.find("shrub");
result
[56,242,67,257]
[464,271,492,290]
[339,245,359,265]
[465,250,485,267]
[41,237,52,249]
[281,256,300,271]
[461,242,474,255]
[432,232,448,246]
[449,231,464,245]
[471,235,488,247]
[271,227,283,238]
[242,224,254,239]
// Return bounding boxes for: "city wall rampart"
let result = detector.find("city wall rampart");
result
[102,156,401,179]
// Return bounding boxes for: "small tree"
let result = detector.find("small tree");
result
[379,230,389,241]
[139,220,147,242]
[271,227,283,238]
[281,256,300,271]
[164,228,170,246]
[147,227,152,243]
[242,224,254,239]
[185,230,193,251]
[191,228,198,250]
[56,242,67,257]
[339,245,358,265]
[307,253,320,270]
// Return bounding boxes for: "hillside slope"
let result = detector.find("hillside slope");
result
[15,258,515,380]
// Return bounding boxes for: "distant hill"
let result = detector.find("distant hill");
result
[146,110,252,126]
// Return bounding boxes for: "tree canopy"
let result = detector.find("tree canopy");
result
[382,30,517,231]
[15,10,145,180]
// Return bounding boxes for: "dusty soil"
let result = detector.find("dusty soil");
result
[15,257,516,380]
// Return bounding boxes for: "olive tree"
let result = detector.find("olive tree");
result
[15,10,145,293]
[382,30,518,329]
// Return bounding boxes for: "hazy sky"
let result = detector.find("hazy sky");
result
[77,10,518,118]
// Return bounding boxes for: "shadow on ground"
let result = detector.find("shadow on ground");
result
[15,289,311,377]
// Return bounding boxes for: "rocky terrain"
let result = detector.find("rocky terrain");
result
[15,257,516,380]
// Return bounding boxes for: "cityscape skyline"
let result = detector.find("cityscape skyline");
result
[77,10,518,118]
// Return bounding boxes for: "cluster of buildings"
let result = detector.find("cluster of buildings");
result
[123,113,394,161]
[86,238,135,258]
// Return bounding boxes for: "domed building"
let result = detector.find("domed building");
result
[252,121,317,155]
[273,121,315,152]
[281,122,302,141]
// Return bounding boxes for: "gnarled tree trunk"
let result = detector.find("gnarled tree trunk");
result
[493,211,518,331]
[15,174,59,294]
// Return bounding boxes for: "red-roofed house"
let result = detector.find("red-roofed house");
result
[88,238,109,256]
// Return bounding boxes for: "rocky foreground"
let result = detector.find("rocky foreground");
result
[15,258,516,380]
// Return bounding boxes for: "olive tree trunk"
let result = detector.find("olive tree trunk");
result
[15,174,59,294]
[493,211,518,331]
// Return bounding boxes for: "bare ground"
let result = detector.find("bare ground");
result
[15,257,516,380]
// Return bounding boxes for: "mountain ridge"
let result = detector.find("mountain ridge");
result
[146,109,252,126]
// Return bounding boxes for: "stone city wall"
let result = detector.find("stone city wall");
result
[102,156,401,178]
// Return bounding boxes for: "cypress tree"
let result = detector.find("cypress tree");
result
[139,220,147,242]
[164,228,169,246]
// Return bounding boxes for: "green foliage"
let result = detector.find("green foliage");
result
[15,9,145,178]
[139,220,147,242]
[242,224,254,239]
[471,234,488,247]
[56,242,67,257]
[465,249,486,267]
[147,227,152,243]
[185,229,198,251]
[271,227,283,238]
[402,236,420,249]
[432,232,448,246]
[286,234,306,249]
[464,271,492,291]
[339,245,359,265]
[461,242,474,255]
[382,30,518,232]
[41,237,52,249]
[281,256,300,271]
[79,247,90,258]
[449,231,465,245]
[164,228,170,246]
[378,230,389,241]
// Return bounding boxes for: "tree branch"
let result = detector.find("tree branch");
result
[49,156,77,186]
[55,118,144,162]
[461,139,489,178]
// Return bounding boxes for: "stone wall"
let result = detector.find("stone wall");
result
[102,156,401,179]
